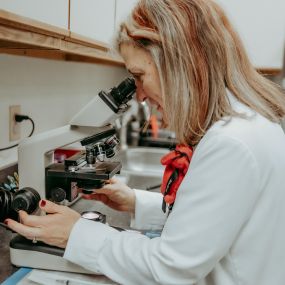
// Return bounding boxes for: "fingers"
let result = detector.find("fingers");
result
[81,192,97,200]
[39,199,64,214]
[81,185,116,198]
[108,178,119,184]
[94,182,119,194]
[16,200,65,227]
[19,210,42,227]
[5,218,41,241]
[82,193,108,203]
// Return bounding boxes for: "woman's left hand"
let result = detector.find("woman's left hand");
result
[5,200,81,248]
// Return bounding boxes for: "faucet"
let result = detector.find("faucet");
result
[139,101,151,126]
[116,101,152,150]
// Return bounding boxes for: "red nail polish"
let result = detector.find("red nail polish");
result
[4,220,9,225]
[40,200,46,207]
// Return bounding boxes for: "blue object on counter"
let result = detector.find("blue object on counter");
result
[144,230,162,239]
[1,268,32,285]
[3,183,11,191]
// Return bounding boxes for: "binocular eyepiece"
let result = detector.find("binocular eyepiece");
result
[99,77,136,114]
[110,77,136,105]
[0,187,41,222]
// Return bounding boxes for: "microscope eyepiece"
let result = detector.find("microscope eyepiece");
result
[99,77,136,113]
[110,77,136,105]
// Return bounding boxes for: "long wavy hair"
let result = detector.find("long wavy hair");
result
[116,0,285,146]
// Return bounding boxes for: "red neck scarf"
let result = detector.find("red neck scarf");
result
[160,144,193,212]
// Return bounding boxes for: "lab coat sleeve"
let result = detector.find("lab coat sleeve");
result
[64,134,260,285]
[130,189,167,230]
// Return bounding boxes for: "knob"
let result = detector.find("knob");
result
[50,187,66,203]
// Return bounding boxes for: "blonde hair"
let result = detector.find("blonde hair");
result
[116,0,285,146]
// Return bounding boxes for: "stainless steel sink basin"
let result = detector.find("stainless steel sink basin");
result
[117,147,168,177]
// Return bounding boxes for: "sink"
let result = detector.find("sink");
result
[117,147,168,177]
[115,147,169,192]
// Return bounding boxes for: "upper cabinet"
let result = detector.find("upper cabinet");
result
[115,0,138,29]
[0,0,69,29]
[70,0,116,45]
[0,0,282,72]
[216,0,285,69]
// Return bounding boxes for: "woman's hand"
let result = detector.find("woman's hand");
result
[82,178,136,214]
[5,200,81,248]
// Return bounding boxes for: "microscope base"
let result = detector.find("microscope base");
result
[10,235,99,274]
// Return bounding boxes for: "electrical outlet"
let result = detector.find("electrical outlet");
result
[9,105,21,142]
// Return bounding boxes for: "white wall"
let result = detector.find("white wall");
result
[216,0,285,68]
[0,54,127,169]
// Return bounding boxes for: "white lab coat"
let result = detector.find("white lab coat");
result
[64,93,285,285]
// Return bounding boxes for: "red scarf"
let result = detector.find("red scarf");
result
[160,144,193,212]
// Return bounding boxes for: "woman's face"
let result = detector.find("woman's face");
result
[120,43,164,115]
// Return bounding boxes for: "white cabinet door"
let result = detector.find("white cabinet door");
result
[0,0,69,29]
[115,0,138,29]
[216,0,285,68]
[70,0,116,44]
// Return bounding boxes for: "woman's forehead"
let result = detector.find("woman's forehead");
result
[120,43,153,70]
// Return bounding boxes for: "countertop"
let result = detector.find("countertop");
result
[0,227,18,283]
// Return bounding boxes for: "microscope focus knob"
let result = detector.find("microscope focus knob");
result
[50,187,66,203]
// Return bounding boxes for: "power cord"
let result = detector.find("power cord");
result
[0,114,35,151]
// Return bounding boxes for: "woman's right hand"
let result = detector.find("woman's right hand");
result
[81,178,136,214]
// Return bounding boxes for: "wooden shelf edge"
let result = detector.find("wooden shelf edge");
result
[0,9,124,67]
[256,68,282,76]
[0,47,124,67]
[0,9,69,38]
[68,32,109,51]
[60,40,123,65]
[0,25,61,49]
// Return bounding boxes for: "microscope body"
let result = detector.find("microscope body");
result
[11,77,136,274]
[17,78,136,204]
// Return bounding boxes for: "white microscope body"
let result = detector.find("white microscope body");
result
[18,78,136,201]
[11,78,136,274]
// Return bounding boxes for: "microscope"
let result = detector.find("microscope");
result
[9,77,136,274]
[18,77,136,205]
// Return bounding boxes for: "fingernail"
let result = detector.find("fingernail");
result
[4,220,9,225]
[40,200,46,207]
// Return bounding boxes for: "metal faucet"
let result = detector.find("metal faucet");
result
[139,101,151,125]
[117,101,151,150]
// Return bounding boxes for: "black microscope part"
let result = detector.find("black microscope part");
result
[64,151,86,169]
[50,187,67,203]
[111,77,136,105]
[80,128,116,147]
[0,187,40,223]
[99,77,136,113]
[12,187,40,214]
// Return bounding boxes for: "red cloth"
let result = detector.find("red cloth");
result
[160,144,193,205]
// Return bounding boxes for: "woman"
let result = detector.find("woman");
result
[6,0,285,284]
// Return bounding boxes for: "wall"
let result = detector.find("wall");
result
[0,54,127,169]
[217,0,285,68]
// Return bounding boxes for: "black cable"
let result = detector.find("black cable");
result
[0,115,35,151]
[26,117,35,137]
